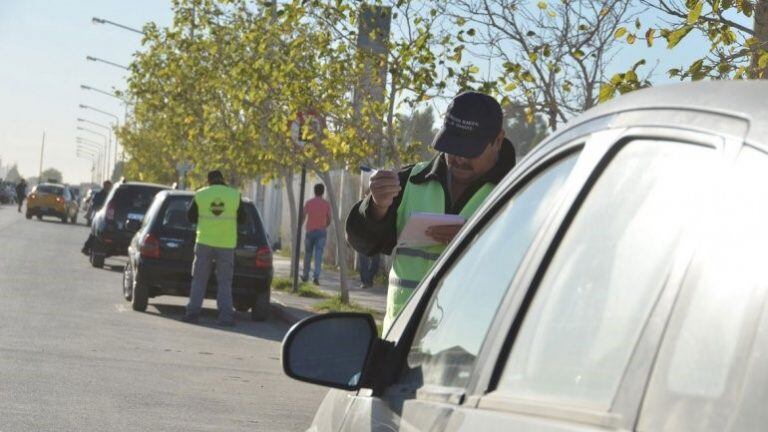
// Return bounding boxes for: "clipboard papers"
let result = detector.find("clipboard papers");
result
[396,212,466,248]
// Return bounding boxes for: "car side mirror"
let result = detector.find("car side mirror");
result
[282,313,378,391]
[125,219,142,232]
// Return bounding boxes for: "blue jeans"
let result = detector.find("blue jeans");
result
[303,229,327,280]
[358,253,380,286]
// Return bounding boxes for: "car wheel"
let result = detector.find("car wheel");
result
[131,268,149,312]
[250,290,270,321]
[122,264,133,301]
[90,248,105,268]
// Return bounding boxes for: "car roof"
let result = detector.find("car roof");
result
[37,183,64,188]
[545,81,768,148]
[157,189,254,204]
[118,181,169,189]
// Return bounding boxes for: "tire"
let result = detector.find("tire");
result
[91,248,105,268]
[122,264,133,301]
[131,267,149,312]
[250,289,270,321]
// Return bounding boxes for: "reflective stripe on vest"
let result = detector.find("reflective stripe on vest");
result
[194,185,241,249]
[384,161,496,331]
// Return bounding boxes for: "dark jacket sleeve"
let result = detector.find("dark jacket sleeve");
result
[237,199,247,225]
[187,200,198,224]
[345,167,413,256]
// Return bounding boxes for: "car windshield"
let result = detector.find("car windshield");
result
[36,185,63,196]
[112,185,166,212]
[160,196,264,239]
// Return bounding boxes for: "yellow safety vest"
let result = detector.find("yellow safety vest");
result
[384,162,496,331]
[194,185,241,249]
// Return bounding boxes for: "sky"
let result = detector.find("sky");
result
[0,1,712,185]
[0,1,173,185]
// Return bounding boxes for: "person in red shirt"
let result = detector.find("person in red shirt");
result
[302,183,331,285]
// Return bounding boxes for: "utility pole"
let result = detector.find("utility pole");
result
[38,132,45,184]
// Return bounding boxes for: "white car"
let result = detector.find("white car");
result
[283,81,768,432]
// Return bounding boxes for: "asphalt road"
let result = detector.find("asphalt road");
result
[0,205,326,431]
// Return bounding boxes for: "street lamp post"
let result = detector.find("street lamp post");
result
[86,55,129,71]
[77,141,104,183]
[77,134,107,182]
[79,104,120,173]
[76,148,99,183]
[91,17,145,35]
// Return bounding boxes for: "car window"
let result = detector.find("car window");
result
[162,198,194,230]
[638,146,768,432]
[37,185,63,195]
[497,140,718,410]
[402,152,581,390]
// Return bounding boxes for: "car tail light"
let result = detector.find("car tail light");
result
[106,202,116,221]
[140,233,161,259]
[29,193,37,200]
[55,197,63,203]
[254,246,272,269]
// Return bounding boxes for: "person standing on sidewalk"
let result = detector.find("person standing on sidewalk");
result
[302,183,331,285]
[346,91,517,331]
[15,178,27,213]
[184,170,246,326]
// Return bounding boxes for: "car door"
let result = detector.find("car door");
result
[443,129,729,431]
[337,136,593,432]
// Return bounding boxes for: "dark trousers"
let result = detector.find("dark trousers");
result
[17,197,23,212]
[359,254,380,286]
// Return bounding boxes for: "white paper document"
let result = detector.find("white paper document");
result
[396,212,467,248]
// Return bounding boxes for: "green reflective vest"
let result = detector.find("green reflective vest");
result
[384,162,496,331]
[194,185,241,249]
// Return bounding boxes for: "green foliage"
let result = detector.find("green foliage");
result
[40,168,63,183]
[313,295,382,320]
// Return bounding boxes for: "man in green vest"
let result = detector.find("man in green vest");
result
[346,91,517,332]
[184,170,246,326]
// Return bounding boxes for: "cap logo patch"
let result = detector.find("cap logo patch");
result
[446,113,480,131]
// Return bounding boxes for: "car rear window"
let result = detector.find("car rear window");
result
[112,186,167,212]
[158,197,267,243]
[37,185,63,195]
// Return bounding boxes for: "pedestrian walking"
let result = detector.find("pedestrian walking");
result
[183,170,246,326]
[81,180,113,255]
[301,183,331,285]
[346,91,517,332]
[358,253,380,289]
[15,178,27,213]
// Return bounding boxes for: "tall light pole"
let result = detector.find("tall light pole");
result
[77,141,105,182]
[86,55,129,71]
[80,84,126,102]
[77,118,113,179]
[76,148,99,183]
[91,17,145,35]
[79,104,120,172]
[77,131,107,181]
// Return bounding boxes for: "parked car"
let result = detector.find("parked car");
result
[83,187,102,226]
[89,181,169,268]
[25,183,78,223]
[282,81,768,432]
[122,190,273,320]
[0,183,14,204]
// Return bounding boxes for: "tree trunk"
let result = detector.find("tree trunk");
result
[284,172,298,278]
[752,0,768,78]
[317,170,350,304]
[385,79,402,168]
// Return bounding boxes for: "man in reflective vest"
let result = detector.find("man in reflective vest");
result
[346,92,517,332]
[184,170,245,326]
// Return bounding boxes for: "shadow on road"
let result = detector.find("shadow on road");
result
[28,218,87,227]
[146,303,286,342]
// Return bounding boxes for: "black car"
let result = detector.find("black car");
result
[122,190,273,320]
[89,181,169,268]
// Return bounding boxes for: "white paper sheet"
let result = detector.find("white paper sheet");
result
[396,212,466,248]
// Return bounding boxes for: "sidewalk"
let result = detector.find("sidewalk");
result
[270,255,387,325]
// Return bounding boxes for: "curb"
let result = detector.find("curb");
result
[270,297,316,326]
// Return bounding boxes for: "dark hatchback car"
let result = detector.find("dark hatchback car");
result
[283,82,768,431]
[89,181,169,268]
[122,190,273,320]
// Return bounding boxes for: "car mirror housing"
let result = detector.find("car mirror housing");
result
[282,313,378,391]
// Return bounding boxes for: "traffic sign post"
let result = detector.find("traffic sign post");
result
[176,160,194,190]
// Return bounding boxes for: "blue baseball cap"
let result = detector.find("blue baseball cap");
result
[432,91,503,159]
